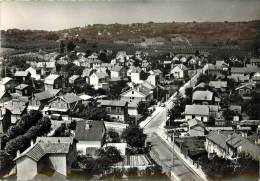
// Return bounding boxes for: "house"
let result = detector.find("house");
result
[228,74,250,84]
[14,137,76,180]
[0,108,11,134]
[121,87,153,103]
[98,100,128,122]
[215,60,229,71]
[149,69,163,80]
[110,66,127,79]
[14,71,31,83]
[0,77,16,94]
[205,131,228,158]
[47,93,81,120]
[3,99,27,124]
[127,100,139,116]
[68,75,83,85]
[192,90,214,105]
[235,84,253,97]
[184,105,209,122]
[146,74,157,86]
[141,61,152,72]
[226,133,260,160]
[129,66,143,84]
[36,61,56,76]
[170,64,188,79]
[75,120,106,155]
[81,68,93,84]
[187,118,205,137]
[44,74,63,91]
[28,89,61,111]
[231,65,259,76]
[250,58,260,67]
[89,71,109,90]
[252,72,260,83]
[209,81,227,92]
[203,64,223,77]
[25,67,41,80]
[15,84,32,97]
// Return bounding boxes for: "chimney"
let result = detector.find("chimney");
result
[16,150,20,157]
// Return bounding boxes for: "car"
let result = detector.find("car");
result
[160,103,165,107]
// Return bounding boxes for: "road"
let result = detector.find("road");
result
[147,133,203,181]
[142,68,205,181]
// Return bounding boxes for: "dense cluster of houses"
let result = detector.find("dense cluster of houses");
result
[1,49,198,180]
[173,58,260,162]
[1,47,260,179]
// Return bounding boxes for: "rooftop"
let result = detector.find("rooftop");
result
[192,90,213,101]
[184,105,209,116]
[44,74,60,85]
[75,120,105,141]
[14,137,74,162]
[99,99,127,107]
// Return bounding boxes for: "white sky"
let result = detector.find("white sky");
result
[1,0,260,31]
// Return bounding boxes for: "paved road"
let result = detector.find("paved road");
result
[142,68,205,181]
[147,133,203,181]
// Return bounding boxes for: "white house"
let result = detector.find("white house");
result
[26,67,40,80]
[170,64,188,79]
[130,66,143,84]
[75,120,106,155]
[89,71,109,90]
[121,87,153,103]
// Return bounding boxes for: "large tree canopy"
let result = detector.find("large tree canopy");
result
[121,125,147,148]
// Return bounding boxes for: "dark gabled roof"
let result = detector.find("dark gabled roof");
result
[207,131,227,150]
[75,120,105,141]
[14,137,74,162]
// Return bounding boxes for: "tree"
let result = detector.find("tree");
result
[247,92,260,119]
[137,101,149,117]
[0,150,13,176]
[184,87,193,104]
[96,146,123,165]
[66,40,76,52]
[107,129,120,143]
[98,52,109,63]
[121,125,147,148]
[109,80,127,99]
[140,71,150,80]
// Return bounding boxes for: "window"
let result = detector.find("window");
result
[106,107,111,112]
[116,107,121,113]
[132,91,134,94]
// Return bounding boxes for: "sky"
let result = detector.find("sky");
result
[1,0,260,31]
